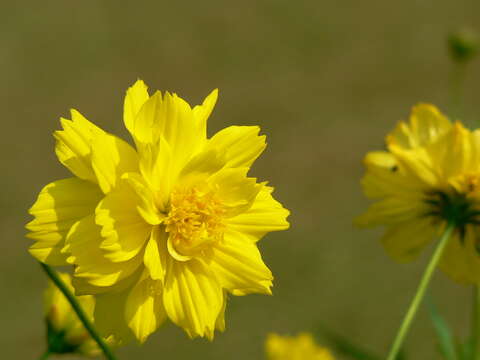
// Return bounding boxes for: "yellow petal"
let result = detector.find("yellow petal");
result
[355,197,428,228]
[381,218,438,262]
[228,186,290,242]
[265,333,334,360]
[94,290,134,345]
[178,147,226,186]
[27,178,103,265]
[125,271,166,343]
[163,258,223,338]
[210,231,273,295]
[390,147,439,187]
[65,215,143,289]
[208,125,266,168]
[54,109,104,182]
[208,167,262,216]
[192,89,218,144]
[144,226,168,281]
[124,79,150,141]
[91,133,139,194]
[140,137,174,211]
[427,122,472,180]
[122,172,164,225]
[360,151,424,199]
[387,103,451,150]
[95,182,152,262]
[214,291,227,333]
[440,227,480,284]
[133,91,203,170]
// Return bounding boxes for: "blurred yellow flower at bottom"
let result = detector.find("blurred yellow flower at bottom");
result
[265,333,334,360]
[44,272,102,356]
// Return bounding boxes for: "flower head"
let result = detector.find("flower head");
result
[27,80,290,342]
[44,272,102,356]
[448,27,479,63]
[265,333,334,360]
[357,104,480,283]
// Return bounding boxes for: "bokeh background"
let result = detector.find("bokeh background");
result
[2,1,480,359]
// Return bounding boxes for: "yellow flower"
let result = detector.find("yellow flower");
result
[357,103,480,283]
[265,333,334,360]
[44,272,101,356]
[27,80,290,343]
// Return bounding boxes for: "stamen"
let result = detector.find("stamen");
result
[164,187,226,257]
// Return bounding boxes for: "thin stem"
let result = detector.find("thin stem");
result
[39,262,117,360]
[38,350,51,360]
[385,222,455,360]
[449,61,467,121]
[472,285,480,360]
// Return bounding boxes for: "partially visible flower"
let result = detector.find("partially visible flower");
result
[357,104,480,283]
[27,80,290,343]
[265,333,334,360]
[44,272,103,356]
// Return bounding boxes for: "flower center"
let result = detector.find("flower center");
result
[164,187,226,257]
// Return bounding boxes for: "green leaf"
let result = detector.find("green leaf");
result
[426,296,458,360]
[314,324,382,360]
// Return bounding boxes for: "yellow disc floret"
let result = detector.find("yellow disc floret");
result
[165,187,226,257]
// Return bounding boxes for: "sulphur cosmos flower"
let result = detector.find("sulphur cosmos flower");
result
[44,272,104,356]
[357,104,480,283]
[27,80,290,342]
[265,333,334,360]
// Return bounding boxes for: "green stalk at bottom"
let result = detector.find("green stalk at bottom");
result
[385,222,455,360]
[39,262,117,360]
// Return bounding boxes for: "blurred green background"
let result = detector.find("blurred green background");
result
[2,1,480,359]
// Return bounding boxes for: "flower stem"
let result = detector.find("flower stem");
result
[450,62,466,119]
[385,222,455,360]
[472,284,480,360]
[39,262,117,360]
[38,350,50,360]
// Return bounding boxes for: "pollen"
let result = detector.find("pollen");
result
[164,187,226,256]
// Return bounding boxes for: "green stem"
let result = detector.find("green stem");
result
[450,62,466,120]
[38,350,51,360]
[39,263,117,360]
[472,285,480,360]
[385,222,455,360]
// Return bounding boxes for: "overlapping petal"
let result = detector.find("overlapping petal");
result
[143,226,168,281]
[124,79,150,143]
[27,178,103,265]
[125,271,166,342]
[163,258,223,338]
[228,186,290,242]
[64,215,143,291]
[192,89,218,146]
[94,289,134,345]
[95,182,152,262]
[208,167,262,216]
[381,217,439,262]
[54,109,105,182]
[91,133,139,194]
[207,125,266,168]
[360,151,424,199]
[210,231,273,295]
[440,227,480,284]
[387,103,451,150]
